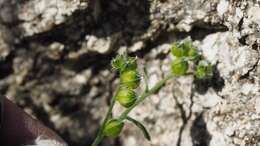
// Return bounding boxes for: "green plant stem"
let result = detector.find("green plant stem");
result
[91,74,174,146]
[119,74,174,120]
[91,89,119,146]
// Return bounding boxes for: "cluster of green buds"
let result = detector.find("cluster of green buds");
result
[170,40,213,79]
[92,42,214,146]
[102,55,141,137]
[112,55,140,108]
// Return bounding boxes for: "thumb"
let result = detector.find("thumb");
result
[1,97,67,146]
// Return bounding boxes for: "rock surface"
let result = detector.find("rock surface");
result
[0,0,259,146]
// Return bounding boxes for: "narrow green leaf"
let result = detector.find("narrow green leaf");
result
[126,116,151,141]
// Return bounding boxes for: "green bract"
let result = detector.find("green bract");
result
[103,119,124,137]
[120,69,140,89]
[116,87,137,108]
[171,43,189,57]
[187,47,198,59]
[171,41,199,60]
[171,58,188,76]
[112,55,125,71]
[195,60,213,79]
[182,40,193,51]
[112,55,137,72]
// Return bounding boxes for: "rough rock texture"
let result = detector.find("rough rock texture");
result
[0,0,259,146]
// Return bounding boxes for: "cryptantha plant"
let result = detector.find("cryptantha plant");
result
[91,40,213,146]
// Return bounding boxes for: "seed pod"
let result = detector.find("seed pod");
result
[171,43,189,57]
[120,69,140,89]
[111,55,126,71]
[195,60,213,79]
[103,119,124,137]
[116,87,137,108]
[188,47,198,60]
[171,58,188,76]
[182,41,199,59]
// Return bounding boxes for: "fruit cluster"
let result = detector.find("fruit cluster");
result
[112,55,140,108]
[170,41,213,79]
[103,55,141,137]
[94,41,214,144]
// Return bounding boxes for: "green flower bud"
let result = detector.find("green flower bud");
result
[182,40,198,59]
[195,60,213,79]
[116,87,137,108]
[103,119,124,137]
[120,70,140,89]
[112,55,138,72]
[171,43,189,57]
[171,58,188,76]
[111,55,126,71]
[188,47,198,59]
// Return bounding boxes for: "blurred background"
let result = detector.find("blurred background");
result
[0,0,260,146]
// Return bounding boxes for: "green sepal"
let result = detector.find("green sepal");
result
[126,116,151,141]
[187,47,198,60]
[120,69,140,89]
[111,55,137,72]
[116,87,137,108]
[171,58,189,76]
[103,119,124,137]
[171,42,189,57]
[195,60,213,79]
[111,55,126,71]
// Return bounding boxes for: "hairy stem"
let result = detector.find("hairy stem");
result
[91,74,174,146]
[91,88,119,146]
[119,74,173,120]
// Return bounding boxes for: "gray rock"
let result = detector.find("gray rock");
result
[0,0,259,146]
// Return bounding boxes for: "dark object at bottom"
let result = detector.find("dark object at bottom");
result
[0,95,3,129]
[0,94,3,140]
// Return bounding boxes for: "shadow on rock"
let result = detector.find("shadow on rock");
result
[190,113,212,146]
[194,64,225,94]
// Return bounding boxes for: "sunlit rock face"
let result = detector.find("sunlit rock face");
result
[0,0,259,146]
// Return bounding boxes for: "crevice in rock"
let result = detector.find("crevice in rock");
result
[238,56,259,80]
[172,86,194,146]
[238,34,248,45]
[132,23,229,60]
[237,17,244,32]
[174,23,228,41]
[238,44,260,80]
[190,24,228,41]
[63,52,117,73]
[0,54,14,79]
[18,0,151,54]
[18,8,94,50]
